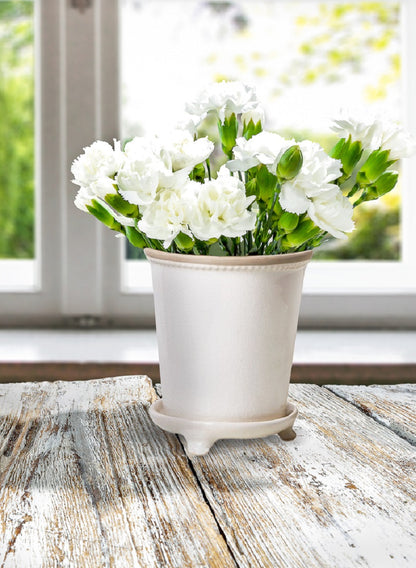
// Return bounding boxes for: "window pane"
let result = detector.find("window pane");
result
[0,1,35,261]
[120,0,403,280]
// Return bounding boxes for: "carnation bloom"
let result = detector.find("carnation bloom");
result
[379,123,416,160]
[308,188,354,239]
[118,131,214,205]
[158,129,214,172]
[187,167,256,241]
[71,140,123,188]
[331,112,416,159]
[279,140,342,215]
[138,187,190,248]
[185,81,260,123]
[227,131,293,172]
[74,186,95,212]
[117,137,161,206]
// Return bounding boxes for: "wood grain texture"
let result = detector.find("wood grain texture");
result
[325,383,416,445]
[0,376,234,568]
[189,384,416,568]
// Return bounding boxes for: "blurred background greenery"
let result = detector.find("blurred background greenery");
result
[0,1,401,261]
[0,1,34,259]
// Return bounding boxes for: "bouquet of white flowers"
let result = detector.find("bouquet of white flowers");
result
[72,81,416,256]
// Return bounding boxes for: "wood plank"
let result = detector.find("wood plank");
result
[0,376,235,568]
[325,384,416,445]
[188,384,416,568]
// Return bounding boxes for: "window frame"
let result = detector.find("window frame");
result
[1,0,415,329]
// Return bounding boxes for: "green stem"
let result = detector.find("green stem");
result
[220,236,233,255]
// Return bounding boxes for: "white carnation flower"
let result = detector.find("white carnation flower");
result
[379,123,416,160]
[227,131,293,172]
[138,188,190,248]
[71,140,123,187]
[332,112,416,159]
[279,140,342,215]
[187,166,256,241]
[117,137,161,206]
[175,113,201,135]
[185,81,260,123]
[74,186,95,212]
[331,114,382,150]
[89,176,118,199]
[158,129,214,172]
[308,188,354,239]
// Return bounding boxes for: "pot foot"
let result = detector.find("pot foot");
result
[180,435,215,457]
[278,427,296,441]
[149,400,298,455]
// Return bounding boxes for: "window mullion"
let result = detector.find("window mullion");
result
[62,0,104,317]
[400,0,416,270]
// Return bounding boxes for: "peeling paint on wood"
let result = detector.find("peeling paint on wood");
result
[1,378,415,568]
[325,384,416,446]
[0,376,234,567]
[189,384,416,567]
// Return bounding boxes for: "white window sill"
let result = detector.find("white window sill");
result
[0,329,415,384]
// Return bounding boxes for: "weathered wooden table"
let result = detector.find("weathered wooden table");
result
[0,376,415,567]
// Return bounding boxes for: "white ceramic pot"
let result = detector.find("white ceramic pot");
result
[145,248,313,455]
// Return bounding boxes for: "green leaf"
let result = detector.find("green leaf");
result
[174,232,194,252]
[122,137,134,151]
[86,199,121,230]
[278,211,299,233]
[281,219,320,249]
[125,226,147,248]
[245,178,257,197]
[105,193,138,217]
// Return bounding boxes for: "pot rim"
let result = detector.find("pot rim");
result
[144,248,313,266]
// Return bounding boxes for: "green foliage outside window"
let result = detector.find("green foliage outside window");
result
[0,1,34,259]
[0,1,402,261]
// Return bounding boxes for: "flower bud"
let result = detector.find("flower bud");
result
[256,165,277,202]
[242,107,264,140]
[355,171,399,205]
[242,118,263,140]
[330,137,347,160]
[342,140,363,177]
[190,163,206,183]
[373,171,399,196]
[276,145,303,180]
[217,114,238,158]
[357,149,395,185]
